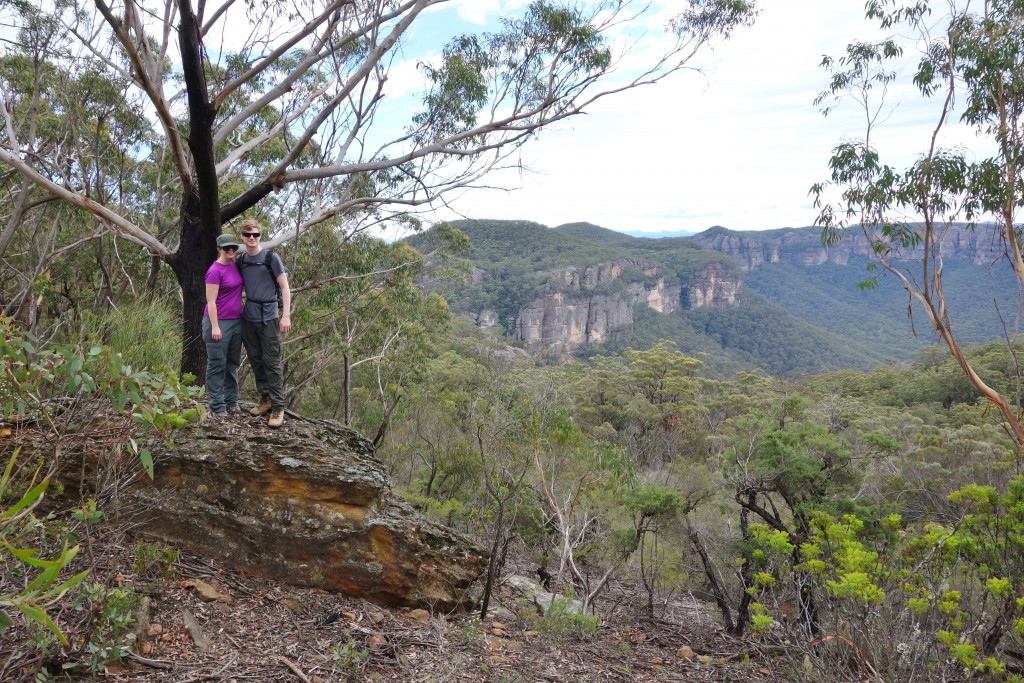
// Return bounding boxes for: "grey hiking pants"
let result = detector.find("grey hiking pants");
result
[242,318,286,411]
[203,317,242,413]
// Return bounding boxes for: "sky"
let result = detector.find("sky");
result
[395,1,992,235]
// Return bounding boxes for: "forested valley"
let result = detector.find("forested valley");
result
[7,208,1024,680]
[7,0,1024,681]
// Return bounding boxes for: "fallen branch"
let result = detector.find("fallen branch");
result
[125,650,174,670]
[279,656,312,683]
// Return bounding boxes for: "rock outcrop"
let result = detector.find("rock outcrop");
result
[628,278,683,314]
[468,309,499,330]
[63,416,486,610]
[680,264,741,309]
[550,258,658,288]
[465,257,741,356]
[692,226,868,271]
[691,224,1008,272]
[513,291,634,355]
[508,259,694,356]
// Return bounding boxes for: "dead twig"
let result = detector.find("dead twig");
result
[124,650,174,669]
[279,655,312,683]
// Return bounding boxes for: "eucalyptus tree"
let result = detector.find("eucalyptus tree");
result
[282,223,465,434]
[0,0,757,377]
[0,4,160,327]
[725,410,859,636]
[812,0,1024,446]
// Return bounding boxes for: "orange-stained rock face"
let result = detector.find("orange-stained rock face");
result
[118,417,486,609]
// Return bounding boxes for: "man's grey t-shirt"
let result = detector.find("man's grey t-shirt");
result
[238,250,286,323]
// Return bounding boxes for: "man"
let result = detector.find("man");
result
[235,218,291,428]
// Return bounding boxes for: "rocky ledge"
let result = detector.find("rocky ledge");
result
[64,415,487,610]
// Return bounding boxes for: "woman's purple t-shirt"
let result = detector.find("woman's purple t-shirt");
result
[203,261,244,320]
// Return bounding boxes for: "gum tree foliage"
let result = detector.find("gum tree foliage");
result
[811,0,1024,446]
[572,341,704,468]
[0,0,757,378]
[280,222,467,434]
[724,396,861,637]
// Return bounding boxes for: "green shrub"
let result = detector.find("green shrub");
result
[0,319,198,673]
[77,583,139,673]
[132,541,179,578]
[526,595,600,641]
[323,638,369,681]
[74,300,181,375]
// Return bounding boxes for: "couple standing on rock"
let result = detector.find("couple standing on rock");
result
[202,218,292,428]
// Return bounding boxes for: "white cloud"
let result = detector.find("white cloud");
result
[452,0,501,25]
[424,0,993,234]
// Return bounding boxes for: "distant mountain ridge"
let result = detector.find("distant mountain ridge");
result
[408,220,1017,375]
[691,223,1008,271]
[616,228,697,239]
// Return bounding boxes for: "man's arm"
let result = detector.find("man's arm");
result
[277,271,291,334]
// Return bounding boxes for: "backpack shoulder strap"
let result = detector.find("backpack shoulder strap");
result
[236,250,274,275]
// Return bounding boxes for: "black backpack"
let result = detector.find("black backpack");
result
[236,250,282,309]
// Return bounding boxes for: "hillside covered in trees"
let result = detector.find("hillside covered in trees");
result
[6,218,1024,680]
[10,0,1024,681]
[408,219,1018,375]
[9,297,1024,680]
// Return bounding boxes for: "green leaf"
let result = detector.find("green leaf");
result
[7,546,44,565]
[25,562,61,593]
[38,568,90,602]
[17,603,67,645]
[1,479,49,519]
[139,448,154,479]
[0,447,19,499]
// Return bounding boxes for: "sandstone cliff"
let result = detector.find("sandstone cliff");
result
[680,263,740,309]
[691,224,1007,272]
[512,290,634,355]
[468,258,740,356]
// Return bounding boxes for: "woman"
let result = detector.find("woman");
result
[203,233,244,416]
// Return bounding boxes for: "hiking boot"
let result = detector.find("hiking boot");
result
[268,410,285,428]
[250,395,272,416]
[226,404,241,413]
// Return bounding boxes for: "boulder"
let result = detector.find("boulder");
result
[69,414,486,609]
[504,575,583,615]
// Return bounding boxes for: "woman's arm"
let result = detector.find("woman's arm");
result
[206,283,222,341]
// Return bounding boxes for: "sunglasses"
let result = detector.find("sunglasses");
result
[221,245,238,252]
[242,232,261,238]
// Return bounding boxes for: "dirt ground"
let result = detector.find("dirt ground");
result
[1,532,794,683]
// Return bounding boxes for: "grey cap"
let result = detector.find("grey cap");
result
[216,233,240,248]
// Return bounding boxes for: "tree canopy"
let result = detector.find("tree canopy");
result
[0,0,758,377]
[812,0,1024,446]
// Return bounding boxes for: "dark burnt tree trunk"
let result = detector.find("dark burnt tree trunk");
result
[168,0,284,380]
[167,205,214,382]
[169,0,224,381]
[734,501,754,634]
